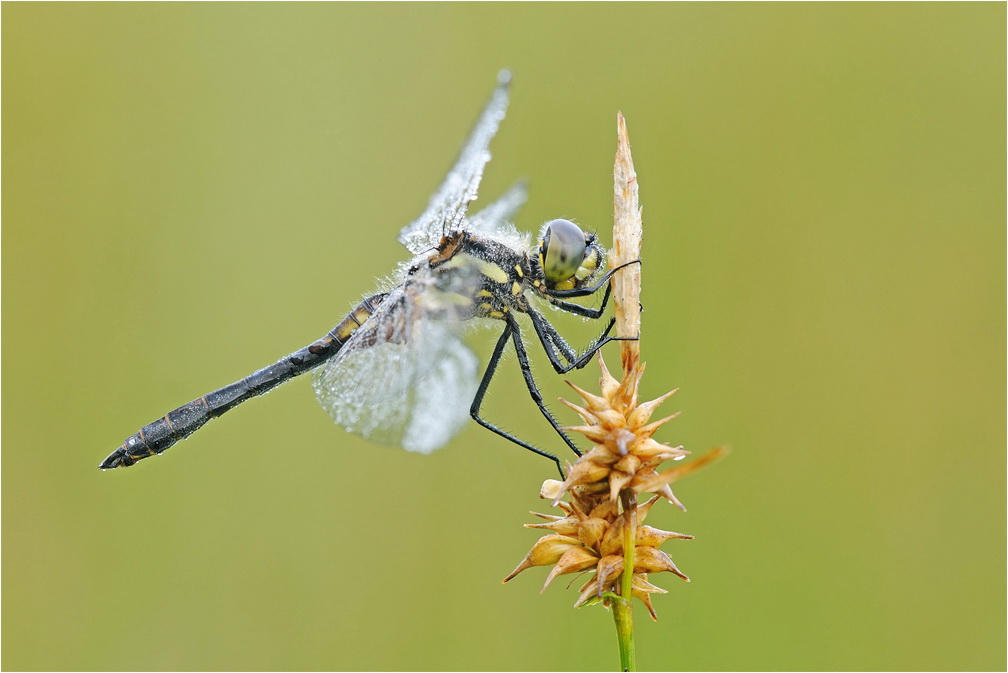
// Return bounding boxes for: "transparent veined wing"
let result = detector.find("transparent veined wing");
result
[397,71,512,254]
[311,267,479,454]
[468,180,528,241]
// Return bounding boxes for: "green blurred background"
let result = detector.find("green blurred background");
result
[3,3,1004,670]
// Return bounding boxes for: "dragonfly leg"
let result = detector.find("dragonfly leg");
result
[506,314,584,457]
[548,280,612,318]
[548,259,641,299]
[527,308,635,374]
[470,320,574,479]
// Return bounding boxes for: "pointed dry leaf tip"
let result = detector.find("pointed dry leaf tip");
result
[565,379,610,412]
[635,446,729,492]
[633,584,659,621]
[529,510,565,521]
[597,352,620,400]
[542,547,600,592]
[637,494,662,518]
[637,525,694,547]
[562,424,611,444]
[631,574,668,621]
[613,111,643,366]
[629,438,679,460]
[558,396,598,425]
[502,534,582,583]
[573,577,601,609]
[659,485,688,511]
[627,388,677,428]
[636,412,681,439]
[615,362,644,410]
[632,573,668,596]
[634,546,690,582]
[525,515,581,536]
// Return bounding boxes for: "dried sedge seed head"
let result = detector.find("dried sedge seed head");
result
[504,483,695,619]
[509,331,724,618]
[555,353,715,509]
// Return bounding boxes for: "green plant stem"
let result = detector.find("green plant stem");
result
[613,489,638,671]
[612,594,635,672]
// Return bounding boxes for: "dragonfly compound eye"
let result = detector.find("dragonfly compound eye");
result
[541,219,587,286]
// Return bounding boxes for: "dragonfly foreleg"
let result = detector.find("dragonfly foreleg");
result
[547,259,641,299]
[527,309,635,374]
[549,280,612,319]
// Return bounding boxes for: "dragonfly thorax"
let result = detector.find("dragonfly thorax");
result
[426,232,535,320]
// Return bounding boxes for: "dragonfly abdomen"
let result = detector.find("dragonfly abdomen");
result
[99,293,387,469]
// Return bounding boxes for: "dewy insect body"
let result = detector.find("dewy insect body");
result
[101,72,635,477]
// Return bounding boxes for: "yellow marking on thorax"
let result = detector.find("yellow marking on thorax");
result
[477,258,509,284]
[439,253,509,285]
[514,264,524,277]
[511,281,522,296]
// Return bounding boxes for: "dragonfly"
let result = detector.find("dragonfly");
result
[100,71,634,478]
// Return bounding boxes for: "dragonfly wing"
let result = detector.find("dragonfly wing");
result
[312,281,479,454]
[396,325,479,453]
[397,71,512,254]
[468,180,527,239]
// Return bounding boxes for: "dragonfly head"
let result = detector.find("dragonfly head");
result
[537,219,605,292]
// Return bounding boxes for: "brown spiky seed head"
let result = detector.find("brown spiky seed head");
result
[555,353,701,509]
[503,495,692,620]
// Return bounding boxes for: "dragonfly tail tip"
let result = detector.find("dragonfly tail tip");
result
[98,448,134,470]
